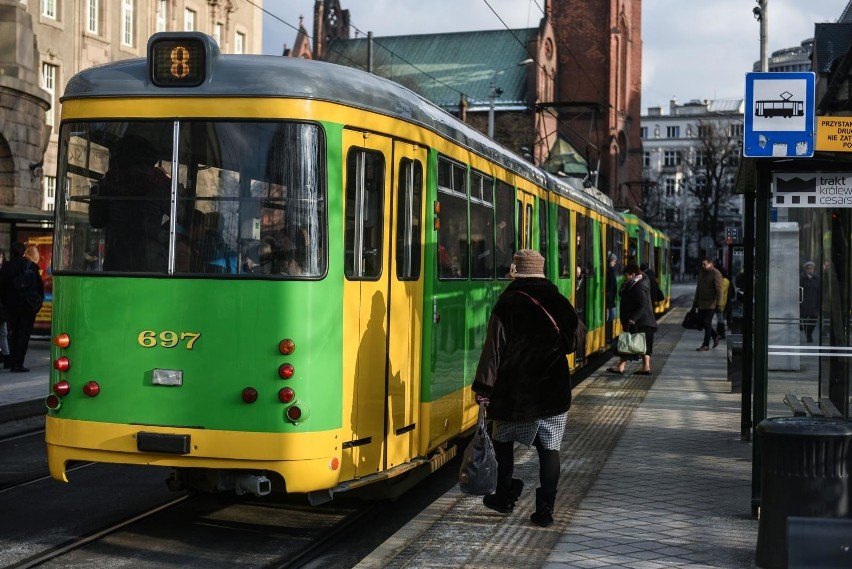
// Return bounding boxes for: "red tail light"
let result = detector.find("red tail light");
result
[52,380,70,397]
[54,357,70,372]
[286,405,302,422]
[53,333,71,348]
[278,363,294,379]
[278,387,295,403]
[82,381,100,397]
[278,339,295,355]
[241,387,258,403]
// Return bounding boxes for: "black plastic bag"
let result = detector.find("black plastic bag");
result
[458,402,498,495]
[682,309,703,330]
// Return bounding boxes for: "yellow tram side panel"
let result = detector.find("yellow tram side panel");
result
[45,416,344,493]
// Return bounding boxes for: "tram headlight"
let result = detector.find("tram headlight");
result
[45,394,61,410]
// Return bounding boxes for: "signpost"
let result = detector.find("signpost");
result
[815,117,852,152]
[744,72,815,158]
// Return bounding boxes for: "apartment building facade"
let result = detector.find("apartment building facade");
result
[0,0,261,245]
[640,98,744,276]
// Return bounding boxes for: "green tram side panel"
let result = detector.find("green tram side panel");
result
[420,149,504,403]
[50,275,344,432]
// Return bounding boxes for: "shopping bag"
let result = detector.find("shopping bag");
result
[682,309,703,330]
[458,402,498,495]
[617,331,646,355]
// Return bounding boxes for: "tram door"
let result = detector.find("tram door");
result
[517,190,536,248]
[385,140,426,468]
[765,199,850,418]
[341,130,393,479]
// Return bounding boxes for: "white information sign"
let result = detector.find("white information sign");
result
[773,172,852,208]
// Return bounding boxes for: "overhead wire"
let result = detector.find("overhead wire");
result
[245,0,600,157]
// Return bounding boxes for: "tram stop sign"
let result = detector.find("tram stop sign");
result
[744,72,815,158]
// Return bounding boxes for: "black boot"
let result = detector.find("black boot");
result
[530,487,555,527]
[3,354,10,369]
[483,478,524,513]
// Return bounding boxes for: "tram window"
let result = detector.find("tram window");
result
[345,149,385,279]
[494,180,515,279]
[437,157,468,280]
[538,198,548,274]
[470,171,494,280]
[53,120,327,278]
[177,121,326,278]
[395,158,422,280]
[556,206,571,279]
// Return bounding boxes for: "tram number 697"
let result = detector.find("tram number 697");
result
[138,330,201,350]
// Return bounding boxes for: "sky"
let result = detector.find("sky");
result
[258,0,845,113]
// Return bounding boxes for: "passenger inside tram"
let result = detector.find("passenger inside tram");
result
[88,135,171,272]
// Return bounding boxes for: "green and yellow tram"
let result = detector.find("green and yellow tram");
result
[45,33,669,501]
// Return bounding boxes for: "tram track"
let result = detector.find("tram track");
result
[6,494,193,569]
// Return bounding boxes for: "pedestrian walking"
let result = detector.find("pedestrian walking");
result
[0,242,44,372]
[692,256,723,351]
[472,249,581,527]
[605,253,618,322]
[800,260,820,343]
[607,261,658,375]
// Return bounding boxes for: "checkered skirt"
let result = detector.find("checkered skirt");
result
[492,411,568,450]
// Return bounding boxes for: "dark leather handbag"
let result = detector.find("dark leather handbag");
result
[682,309,703,330]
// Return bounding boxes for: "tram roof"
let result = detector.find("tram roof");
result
[63,51,551,188]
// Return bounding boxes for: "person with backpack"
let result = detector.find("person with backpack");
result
[0,242,44,372]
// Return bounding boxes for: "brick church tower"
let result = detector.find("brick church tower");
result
[550,0,643,211]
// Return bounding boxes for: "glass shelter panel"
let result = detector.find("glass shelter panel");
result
[766,200,850,418]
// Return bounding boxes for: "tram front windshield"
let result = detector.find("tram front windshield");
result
[54,120,326,278]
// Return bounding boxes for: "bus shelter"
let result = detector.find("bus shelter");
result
[0,205,55,334]
[738,31,852,512]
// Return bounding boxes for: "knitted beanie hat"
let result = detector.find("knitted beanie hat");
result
[511,249,545,278]
[608,253,617,262]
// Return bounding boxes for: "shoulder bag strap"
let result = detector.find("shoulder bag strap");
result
[515,290,560,334]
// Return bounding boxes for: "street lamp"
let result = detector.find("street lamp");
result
[488,58,534,139]
[753,0,768,71]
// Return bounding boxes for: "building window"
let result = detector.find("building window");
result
[643,151,650,167]
[44,176,57,210]
[42,63,56,127]
[665,208,675,222]
[666,126,680,138]
[86,0,98,34]
[235,31,245,54]
[42,0,56,19]
[121,0,134,47]
[695,151,708,168]
[665,178,676,196]
[698,125,712,138]
[156,0,167,32]
[729,123,744,138]
[214,23,223,45]
[640,126,648,139]
[663,150,681,167]
[185,8,196,31]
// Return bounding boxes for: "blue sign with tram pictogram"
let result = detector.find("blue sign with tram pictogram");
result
[744,72,815,158]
